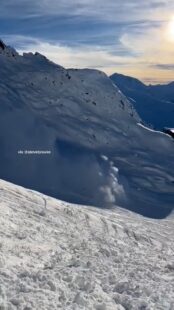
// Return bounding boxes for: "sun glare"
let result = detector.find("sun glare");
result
[167,17,174,41]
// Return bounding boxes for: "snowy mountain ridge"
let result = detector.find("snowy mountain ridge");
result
[0,178,174,310]
[0,41,174,217]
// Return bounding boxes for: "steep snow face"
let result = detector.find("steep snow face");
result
[0,179,174,310]
[110,73,174,130]
[0,42,174,217]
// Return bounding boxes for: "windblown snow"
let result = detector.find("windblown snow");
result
[0,179,174,310]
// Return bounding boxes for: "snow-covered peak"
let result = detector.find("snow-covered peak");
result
[23,51,49,61]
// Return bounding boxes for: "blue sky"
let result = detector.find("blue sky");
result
[1,0,174,83]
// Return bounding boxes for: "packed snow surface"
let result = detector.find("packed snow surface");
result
[0,179,174,310]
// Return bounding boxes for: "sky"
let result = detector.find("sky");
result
[1,0,174,84]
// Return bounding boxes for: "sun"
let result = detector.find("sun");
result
[167,17,174,41]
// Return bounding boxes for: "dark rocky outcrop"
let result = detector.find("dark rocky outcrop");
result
[0,40,6,50]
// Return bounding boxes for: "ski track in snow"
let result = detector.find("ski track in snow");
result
[0,179,174,310]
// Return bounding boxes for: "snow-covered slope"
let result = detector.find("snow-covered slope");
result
[0,41,174,218]
[0,179,174,310]
[110,73,174,130]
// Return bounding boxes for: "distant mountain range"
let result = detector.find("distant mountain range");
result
[110,73,174,130]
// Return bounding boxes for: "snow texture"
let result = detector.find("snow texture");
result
[0,179,174,310]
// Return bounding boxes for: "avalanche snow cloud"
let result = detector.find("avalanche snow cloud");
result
[0,42,174,218]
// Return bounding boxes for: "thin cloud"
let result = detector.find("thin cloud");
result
[1,1,174,83]
[153,64,174,70]
[0,0,172,22]
[4,35,136,68]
